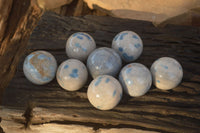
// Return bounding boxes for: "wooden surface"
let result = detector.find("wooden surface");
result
[1,12,200,133]
[0,0,43,103]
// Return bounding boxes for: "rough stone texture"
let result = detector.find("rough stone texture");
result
[37,0,73,9]
[51,0,108,16]
[84,0,200,25]
[1,12,200,133]
[43,0,200,26]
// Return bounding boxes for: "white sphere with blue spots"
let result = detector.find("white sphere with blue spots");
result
[87,47,122,79]
[23,50,57,85]
[112,31,143,62]
[151,57,183,90]
[87,75,123,110]
[56,59,88,91]
[66,32,96,61]
[119,63,152,97]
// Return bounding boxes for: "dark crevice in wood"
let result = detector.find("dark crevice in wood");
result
[0,117,5,133]
[180,85,199,93]
[3,0,30,42]
[0,0,13,44]
[111,110,200,124]
[22,102,35,129]
[35,101,200,110]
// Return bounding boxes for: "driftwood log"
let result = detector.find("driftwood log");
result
[1,12,200,133]
[0,0,43,103]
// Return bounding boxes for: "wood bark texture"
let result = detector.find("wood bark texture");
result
[0,0,43,103]
[1,12,200,132]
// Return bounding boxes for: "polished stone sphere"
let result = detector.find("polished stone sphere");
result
[150,57,183,90]
[87,47,122,79]
[66,32,96,61]
[112,31,143,62]
[87,75,123,110]
[56,59,88,91]
[119,63,152,97]
[23,50,57,85]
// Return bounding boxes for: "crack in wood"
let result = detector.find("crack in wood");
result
[22,102,35,129]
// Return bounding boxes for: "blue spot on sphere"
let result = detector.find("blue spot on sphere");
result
[126,68,132,74]
[75,43,81,48]
[113,90,117,97]
[64,65,69,69]
[118,47,123,52]
[164,66,168,69]
[75,43,87,52]
[134,43,141,48]
[95,77,102,86]
[42,77,51,82]
[82,47,87,52]
[114,34,119,41]
[84,34,91,41]
[77,35,83,40]
[120,33,128,40]
[161,64,168,69]
[73,69,78,73]
[122,53,134,61]
[132,35,139,39]
[37,54,47,60]
[157,80,160,83]
[105,78,110,83]
[70,69,78,78]
[79,33,91,41]
[72,33,78,37]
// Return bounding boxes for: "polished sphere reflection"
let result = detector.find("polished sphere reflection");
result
[119,63,152,97]
[112,31,143,62]
[87,47,122,79]
[66,32,96,61]
[87,75,123,110]
[56,59,88,91]
[151,57,183,90]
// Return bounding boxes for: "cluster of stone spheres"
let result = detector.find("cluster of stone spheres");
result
[23,31,183,110]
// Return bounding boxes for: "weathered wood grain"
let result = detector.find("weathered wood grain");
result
[0,0,43,104]
[1,12,200,133]
[0,107,158,133]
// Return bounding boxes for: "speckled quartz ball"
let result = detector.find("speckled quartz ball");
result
[150,57,183,90]
[23,50,57,85]
[112,31,143,62]
[119,63,152,97]
[66,32,96,61]
[56,59,88,91]
[87,47,122,79]
[87,75,123,110]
